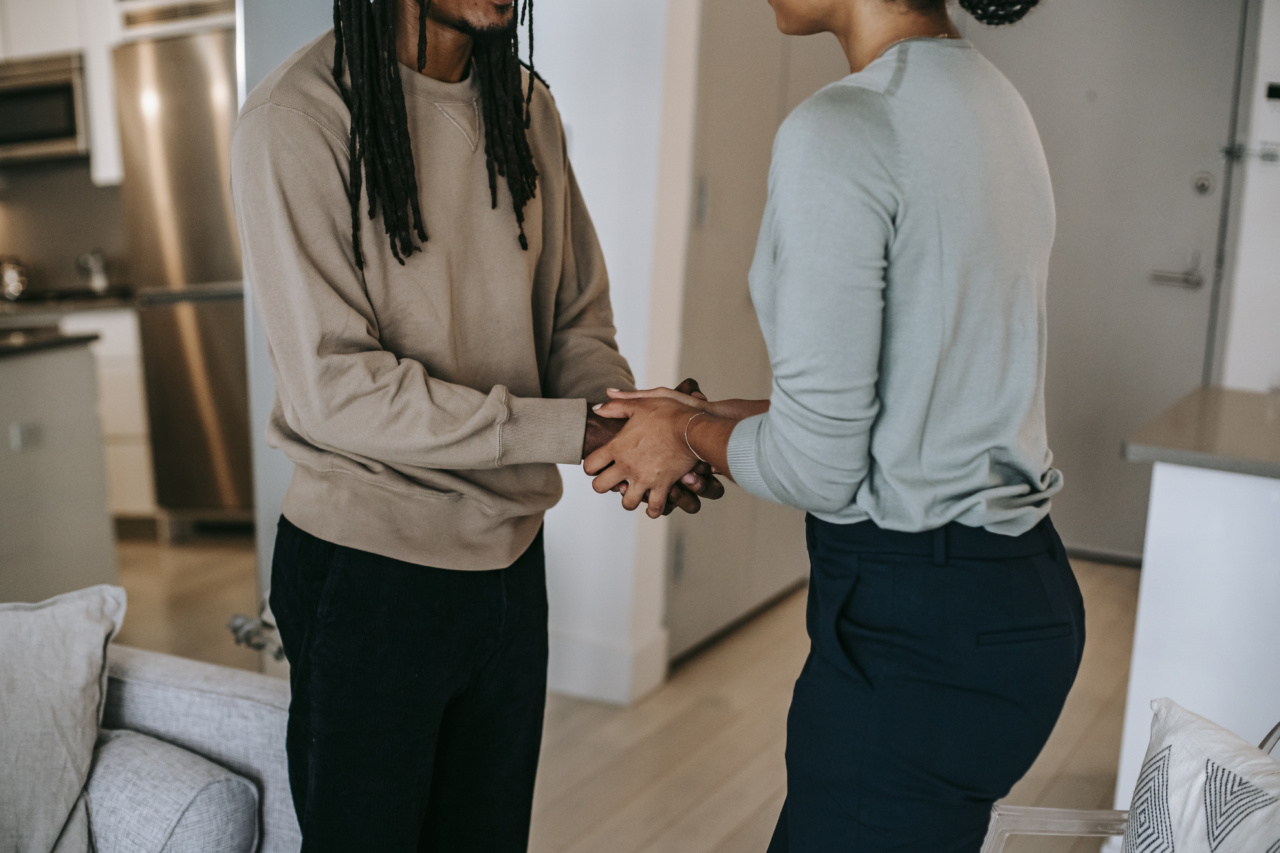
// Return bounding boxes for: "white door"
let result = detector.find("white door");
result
[666,2,849,659]
[960,0,1251,560]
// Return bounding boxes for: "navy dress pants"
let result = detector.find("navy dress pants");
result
[269,516,549,853]
[768,515,1085,852]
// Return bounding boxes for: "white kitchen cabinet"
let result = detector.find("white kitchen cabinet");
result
[0,0,122,183]
[0,0,82,61]
[60,308,157,517]
[0,341,118,602]
[76,0,122,185]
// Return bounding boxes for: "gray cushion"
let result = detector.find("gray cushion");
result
[0,585,126,853]
[87,730,259,853]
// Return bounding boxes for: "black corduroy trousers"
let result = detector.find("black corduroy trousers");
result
[270,516,549,853]
[768,514,1086,852]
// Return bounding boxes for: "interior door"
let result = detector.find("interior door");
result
[959,0,1249,560]
[666,3,850,659]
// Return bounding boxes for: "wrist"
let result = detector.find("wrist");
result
[706,398,769,421]
[583,409,623,459]
[683,412,709,464]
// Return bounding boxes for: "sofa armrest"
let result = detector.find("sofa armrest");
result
[102,645,300,853]
[87,730,259,853]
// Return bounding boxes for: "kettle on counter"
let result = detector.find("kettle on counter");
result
[0,257,28,301]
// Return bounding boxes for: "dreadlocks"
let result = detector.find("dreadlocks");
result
[332,0,541,268]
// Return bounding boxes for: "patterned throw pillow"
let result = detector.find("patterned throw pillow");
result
[1123,699,1280,853]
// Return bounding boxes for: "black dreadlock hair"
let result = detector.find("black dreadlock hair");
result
[332,0,542,268]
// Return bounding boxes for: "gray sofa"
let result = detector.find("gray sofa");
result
[92,645,301,853]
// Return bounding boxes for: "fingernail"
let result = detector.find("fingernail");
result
[592,403,602,410]
[683,473,698,485]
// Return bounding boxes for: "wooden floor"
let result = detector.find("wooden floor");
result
[115,537,1139,852]
[114,532,262,672]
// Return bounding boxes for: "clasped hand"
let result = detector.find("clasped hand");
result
[583,379,725,519]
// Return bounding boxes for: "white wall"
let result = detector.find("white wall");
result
[237,0,697,704]
[525,0,698,704]
[1222,0,1280,392]
[236,0,331,600]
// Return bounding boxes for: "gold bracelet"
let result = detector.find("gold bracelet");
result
[684,412,709,464]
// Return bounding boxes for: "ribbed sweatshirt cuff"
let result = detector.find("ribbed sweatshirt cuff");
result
[726,414,780,504]
[500,396,589,466]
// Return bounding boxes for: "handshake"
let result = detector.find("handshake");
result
[580,378,728,519]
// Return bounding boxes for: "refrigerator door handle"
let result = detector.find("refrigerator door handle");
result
[135,281,244,307]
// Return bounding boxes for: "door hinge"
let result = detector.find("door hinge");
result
[671,529,686,584]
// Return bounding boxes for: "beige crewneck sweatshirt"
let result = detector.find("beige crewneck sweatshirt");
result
[231,32,634,570]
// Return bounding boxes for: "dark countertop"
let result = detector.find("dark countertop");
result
[0,295,135,330]
[0,329,100,360]
[1124,387,1280,480]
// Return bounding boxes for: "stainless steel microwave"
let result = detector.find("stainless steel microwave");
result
[0,54,89,165]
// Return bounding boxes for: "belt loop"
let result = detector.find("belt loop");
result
[932,527,947,567]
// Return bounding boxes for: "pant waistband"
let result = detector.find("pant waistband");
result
[807,515,1058,566]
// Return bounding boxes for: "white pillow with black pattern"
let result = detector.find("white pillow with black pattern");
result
[1123,698,1280,853]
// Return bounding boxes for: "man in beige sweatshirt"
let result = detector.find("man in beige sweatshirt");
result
[231,0,716,848]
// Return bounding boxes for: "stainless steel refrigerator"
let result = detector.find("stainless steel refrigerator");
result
[114,27,253,515]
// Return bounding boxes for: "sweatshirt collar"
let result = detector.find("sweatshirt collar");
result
[397,60,481,104]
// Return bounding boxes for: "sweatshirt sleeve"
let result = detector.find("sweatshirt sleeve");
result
[726,87,901,514]
[541,148,636,403]
[232,101,587,471]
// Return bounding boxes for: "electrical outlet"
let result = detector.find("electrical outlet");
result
[8,423,44,453]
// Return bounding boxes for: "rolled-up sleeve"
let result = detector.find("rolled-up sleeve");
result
[727,87,901,514]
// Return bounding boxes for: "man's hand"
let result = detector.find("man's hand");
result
[583,409,624,459]
[583,378,721,515]
[584,408,703,515]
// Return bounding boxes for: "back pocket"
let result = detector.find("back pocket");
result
[976,623,1072,646]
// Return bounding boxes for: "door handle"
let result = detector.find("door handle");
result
[1151,251,1204,289]
[1151,269,1204,288]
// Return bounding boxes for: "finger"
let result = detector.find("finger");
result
[669,484,701,515]
[621,483,647,512]
[606,388,685,403]
[699,474,726,501]
[584,447,615,476]
[591,466,627,494]
[674,378,699,397]
[646,485,670,519]
[592,400,633,420]
[676,379,709,404]
[680,462,710,493]
[689,461,726,499]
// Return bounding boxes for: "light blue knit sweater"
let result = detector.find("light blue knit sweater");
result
[726,38,1062,536]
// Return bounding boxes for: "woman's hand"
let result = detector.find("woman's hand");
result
[607,388,769,423]
[584,395,704,519]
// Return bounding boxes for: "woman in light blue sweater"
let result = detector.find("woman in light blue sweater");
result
[585,0,1083,849]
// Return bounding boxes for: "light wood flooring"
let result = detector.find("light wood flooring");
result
[114,533,262,672]
[114,536,1139,852]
